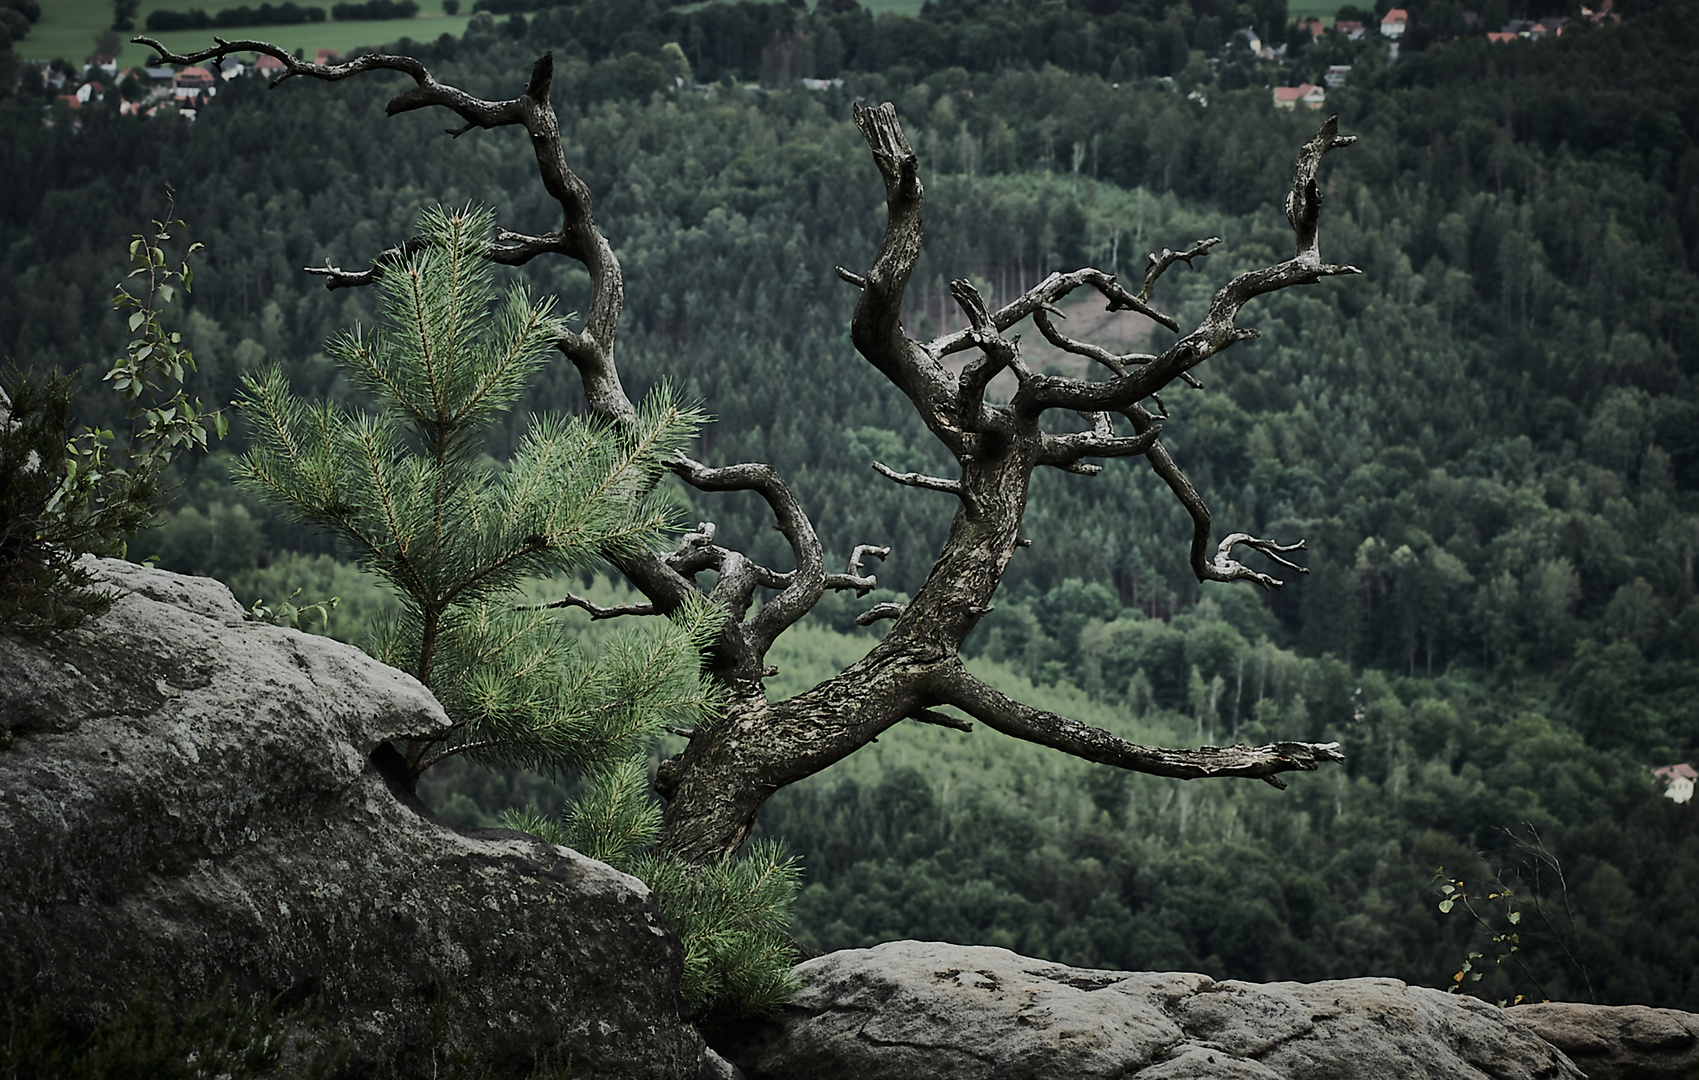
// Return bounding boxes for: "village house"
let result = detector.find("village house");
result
[253,54,287,77]
[1380,8,1409,36]
[1335,19,1366,38]
[83,54,117,78]
[1324,64,1352,88]
[173,65,217,101]
[1654,764,1697,805]
[315,49,341,65]
[1272,83,1326,110]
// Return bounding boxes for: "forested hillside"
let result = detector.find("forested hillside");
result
[3,0,1697,1008]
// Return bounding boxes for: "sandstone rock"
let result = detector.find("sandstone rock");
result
[1511,1002,1699,1079]
[0,558,703,1078]
[710,941,1583,1080]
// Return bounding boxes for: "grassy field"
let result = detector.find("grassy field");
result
[1287,0,1346,22]
[17,0,469,63]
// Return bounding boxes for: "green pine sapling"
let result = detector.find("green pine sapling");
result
[234,205,799,1019]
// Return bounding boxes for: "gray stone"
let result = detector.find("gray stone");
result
[1511,1002,1699,1079]
[711,941,1583,1080]
[0,558,703,1079]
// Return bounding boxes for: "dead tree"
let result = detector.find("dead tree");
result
[138,38,1352,864]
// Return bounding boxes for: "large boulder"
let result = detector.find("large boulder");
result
[0,558,703,1078]
[710,941,1583,1080]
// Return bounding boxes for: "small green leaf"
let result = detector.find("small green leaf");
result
[129,311,145,332]
[1508,911,1521,924]
[1438,899,1454,913]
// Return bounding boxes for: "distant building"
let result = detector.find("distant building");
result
[1335,19,1366,38]
[1272,83,1326,110]
[1654,764,1697,804]
[84,54,117,77]
[173,65,217,101]
[1380,8,1409,36]
[1325,64,1352,88]
[315,49,341,66]
[1487,30,1518,41]
[1297,18,1326,38]
[253,55,288,76]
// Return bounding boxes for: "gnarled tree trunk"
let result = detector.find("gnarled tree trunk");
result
[137,36,1352,865]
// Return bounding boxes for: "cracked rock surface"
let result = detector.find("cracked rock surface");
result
[0,559,703,1079]
[710,941,1583,1079]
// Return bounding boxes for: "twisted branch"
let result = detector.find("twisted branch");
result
[937,662,1343,789]
[872,461,962,496]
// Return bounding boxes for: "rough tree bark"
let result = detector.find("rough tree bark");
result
[137,37,1352,865]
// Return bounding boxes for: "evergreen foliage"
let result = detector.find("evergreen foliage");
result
[234,203,799,1019]
[234,204,717,785]
[505,802,802,1021]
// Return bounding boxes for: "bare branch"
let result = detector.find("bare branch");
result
[668,454,837,654]
[949,277,1026,421]
[1288,117,1358,264]
[847,544,891,578]
[938,663,1343,789]
[908,708,973,733]
[931,267,1177,360]
[855,602,905,625]
[1003,118,1358,421]
[520,592,657,619]
[1137,239,1221,304]
[872,460,962,496]
[1032,308,1134,376]
[1038,419,1163,473]
[1123,404,1308,589]
[849,103,966,454]
[834,265,867,289]
[1208,533,1309,589]
[303,235,429,290]
[137,36,637,421]
[822,544,891,596]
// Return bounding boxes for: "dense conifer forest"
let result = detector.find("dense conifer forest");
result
[3,0,1698,1009]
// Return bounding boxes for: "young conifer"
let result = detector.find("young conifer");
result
[233,205,798,1020]
[234,204,716,788]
